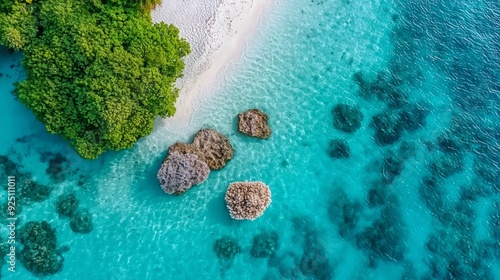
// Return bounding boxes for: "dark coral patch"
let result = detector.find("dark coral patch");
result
[332,104,364,133]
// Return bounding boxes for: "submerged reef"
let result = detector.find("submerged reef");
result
[19,221,64,276]
[225,181,271,220]
[295,218,333,280]
[1,155,53,204]
[331,104,364,133]
[381,153,404,184]
[267,217,333,279]
[419,176,451,221]
[353,70,410,108]
[69,209,93,234]
[41,152,70,182]
[424,229,495,279]
[371,110,404,146]
[355,205,406,263]
[213,237,241,259]
[371,106,427,146]
[238,109,272,139]
[169,129,234,170]
[399,103,428,132]
[0,155,21,178]
[250,231,280,258]
[429,152,464,178]
[327,189,361,238]
[18,175,52,203]
[327,139,351,159]
[491,201,500,235]
[157,151,210,195]
[55,193,79,217]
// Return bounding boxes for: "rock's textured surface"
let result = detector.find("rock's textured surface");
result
[225,181,271,220]
[157,151,210,195]
[238,109,272,139]
[169,129,234,170]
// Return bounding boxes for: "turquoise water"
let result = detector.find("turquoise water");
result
[1,0,499,279]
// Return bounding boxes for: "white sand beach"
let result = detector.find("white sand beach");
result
[151,0,272,130]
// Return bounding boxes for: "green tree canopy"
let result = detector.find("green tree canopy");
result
[0,0,189,159]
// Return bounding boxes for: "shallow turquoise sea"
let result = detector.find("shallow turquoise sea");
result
[1,0,499,279]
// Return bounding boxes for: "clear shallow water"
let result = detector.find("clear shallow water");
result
[1,0,499,279]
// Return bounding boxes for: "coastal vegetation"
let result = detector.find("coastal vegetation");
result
[0,0,189,159]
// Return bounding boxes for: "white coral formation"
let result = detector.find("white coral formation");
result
[157,151,210,195]
[225,181,271,220]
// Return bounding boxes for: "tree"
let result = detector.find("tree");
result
[138,0,162,10]
[1,0,190,159]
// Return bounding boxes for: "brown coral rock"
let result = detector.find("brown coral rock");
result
[225,181,272,220]
[157,151,210,195]
[169,129,234,170]
[238,109,272,139]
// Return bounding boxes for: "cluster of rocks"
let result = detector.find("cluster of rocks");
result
[19,221,66,276]
[328,104,363,160]
[169,129,234,170]
[157,129,233,194]
[157,109,273,220]
[55,193,93,234]
[213,230,279,261]
[225,181,272,220]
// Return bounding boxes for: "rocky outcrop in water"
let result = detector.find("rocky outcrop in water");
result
[237,109,272,139]
[157,151,210,195]
[19,221,65,276]
[169,129,233,170]
[225,181,271,220]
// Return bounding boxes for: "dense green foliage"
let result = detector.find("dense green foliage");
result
[0,0,189,159]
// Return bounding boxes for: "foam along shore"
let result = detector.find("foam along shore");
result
[151,0,272,130]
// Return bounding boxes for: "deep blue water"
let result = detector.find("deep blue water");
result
[0,0,499,279]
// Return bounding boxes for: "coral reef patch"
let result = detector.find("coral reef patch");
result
[225,181,271,220]
[238,109,272,139]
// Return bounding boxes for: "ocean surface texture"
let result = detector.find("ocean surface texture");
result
[1,0,499,279]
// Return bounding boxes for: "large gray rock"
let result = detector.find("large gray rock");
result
[157,151,210,195]
[238,109,272,139]
[169,129,234,170]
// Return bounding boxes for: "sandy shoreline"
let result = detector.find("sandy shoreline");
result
[152,0,272,131]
